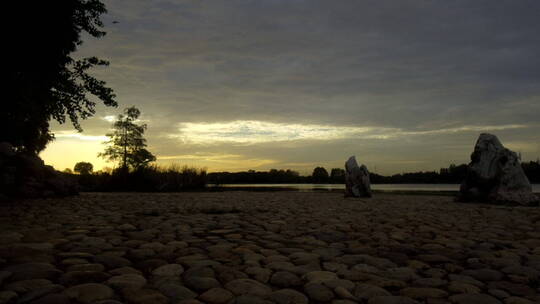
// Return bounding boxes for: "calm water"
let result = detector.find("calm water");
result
[220,183,540,193]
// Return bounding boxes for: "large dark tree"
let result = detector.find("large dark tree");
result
[4,0,117,154]
[99,107,156,171]
[312,167,329,183]
[74,162,93,175]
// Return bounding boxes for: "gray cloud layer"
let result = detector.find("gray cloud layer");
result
[48,0,540,174]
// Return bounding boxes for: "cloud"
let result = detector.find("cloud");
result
[102,115,116,122]
[167,120,529,144]
[41,0,540,173]
[55,131,109,142]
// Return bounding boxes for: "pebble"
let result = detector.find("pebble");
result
[122,288,168,304]
[225,279,272,297]
[66,263,105,272]
[4,279,52,293]
[400,287,448,299]
[368,296,421,304]
[354,284,392,300]
[152,263,184,277]
[106,274,147,290]
[63,283,114,304]
[304,283,335,302]
[0,291,17,304]
[59,271,111,285]
[198,287,234,304]
[17,284,64,303]
[184,276,221,292]
[268,288,309,304]
[303,270,338,283]
[270,271,302,287]
[31,293,71,304]
[449,293,502,304]
[155,281,197,301]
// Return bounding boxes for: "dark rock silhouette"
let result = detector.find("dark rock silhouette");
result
[459,133,539,206]
[344,156,372,198]
[0,142,78,200]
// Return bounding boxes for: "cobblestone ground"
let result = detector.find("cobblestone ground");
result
[1,192,539,304]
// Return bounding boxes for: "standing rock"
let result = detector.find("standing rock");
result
[459,133,539,206]
[345,156,372,198]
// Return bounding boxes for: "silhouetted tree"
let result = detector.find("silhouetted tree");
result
[74,162,93,175]
[5,0,116,154]
[522,160,540,183]
[312,167,329,183]
[63,168,73,174]
[99,107,156,170]
[330,168,345,183]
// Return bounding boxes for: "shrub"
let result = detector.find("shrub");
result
[78,163,207,192]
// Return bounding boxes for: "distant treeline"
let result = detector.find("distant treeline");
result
[208,160,540,184]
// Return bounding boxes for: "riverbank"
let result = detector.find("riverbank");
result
[1,192,539,303]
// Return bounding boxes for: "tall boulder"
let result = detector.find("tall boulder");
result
[345,156,372,198]
[459,133,539,206]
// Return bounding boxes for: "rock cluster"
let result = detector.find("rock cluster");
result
[3,191,538,303]
[345,156,372,198]
[459,134,539,206]
[0,142,78,200]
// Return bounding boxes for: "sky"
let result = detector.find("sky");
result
[41,0,540,175]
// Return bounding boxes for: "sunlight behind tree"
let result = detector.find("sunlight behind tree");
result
[99,106,156,171]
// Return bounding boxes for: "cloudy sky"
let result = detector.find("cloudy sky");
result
[41,0,540,175]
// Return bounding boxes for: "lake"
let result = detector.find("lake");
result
[219,183,540,193]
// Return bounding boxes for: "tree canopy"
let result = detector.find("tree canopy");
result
[312,167,329,183]
[99,106,156,170]
[74,162,93,175]
[4,0,116,154]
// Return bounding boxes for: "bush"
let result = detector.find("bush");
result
[78,164,207,192]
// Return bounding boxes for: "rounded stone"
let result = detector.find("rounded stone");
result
[224,279,272,297]
[270,271,302,287]
[303,271,338,283]
[504,297,534,304]
[198,287,234,304]
[245,267,272,283]
[449,280,481,293]
[268,288,309,304]
[400,287,448,300]
[184,276,221,292]
[489,289,510,299]
[4,279,52,293]
[3,262,61,281]
[94,255,131,269]
[123,288,168,304]
[106,274,147,290]
[449,293,502,304]
[368,296,421,304]
[304,283,335,302]
[59,271,111,286]
[29,293,70,304]
[152,264,184,277]
[0,291,18,304]
[156,281,197,302]
[63,283,114,304]
[461,269,503,282]
[354,284,392,300]
[66,263,105,272]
